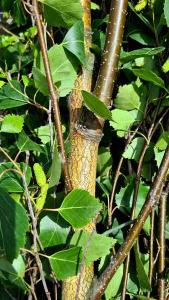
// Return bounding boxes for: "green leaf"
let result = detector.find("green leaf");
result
[1,114,24,133]
[35,125,52,144]
[164,0,169,27]
[49,247,82,279]
[12,254,25,279]
[0,162,31,193]
[71,231,116,266]
[116,179,150,234]
[16,131,43,152]
[0,81,29,109]
[81,90,112,121]
[134,244,151,291]
[105,264,123,299]
[162,57,169,73]
[39,44,77,97]
[32,67,49,96]
[114,83,140,110]
[155,132,169,150]
[58,189,102,228]
[39,213,70,248]
[0,189,28,261]
[123,137,145,162]
[120,47,165,63]
[154,148,165,168]
[110,109,135,137]
[63,21,85,64]
[97,147,112,177]
[0,259,27,290]
[132,68,166,89]
[48,143,61,188]
[40,0,83,28]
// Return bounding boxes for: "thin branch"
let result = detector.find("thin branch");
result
[90,145,169,300]
[157,183,169,300]
[147,209,155,298]
[22,152,51,300]
[32,0,72,192]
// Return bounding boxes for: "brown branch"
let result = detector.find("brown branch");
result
[94,0,128,105]
[81,0,94,91]
[32,0,72,192]
[157,183,169,300]
[89,145,169,300]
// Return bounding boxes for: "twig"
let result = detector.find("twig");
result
[89,145,169,300]
[22,152,51,300]
[147,209,155,298]
[32,0,72,192]
[157,183,169,300]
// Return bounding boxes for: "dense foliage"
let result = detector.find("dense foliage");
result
[0,0,169,299]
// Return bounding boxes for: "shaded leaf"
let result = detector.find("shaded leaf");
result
[16,131,43,152]
[58,189,102,228]
[123,137,145,162]
[49,247,82,279]
[39,213,70,248]
[164,0,169,27]
[0,189,28,261]
[134,244,151,291]
[105,264,123,299]
[110,109,135,137]
[114,83,140,110]
[132,68,166,89]
[32,67,49,96]
[63,21,85,64]
[97,147,112,176]
[82,90,112,121]
[120,47,164,63]
[41,0,83,28]
[71,231,116,266]
[0,81,29,109]
[0,259,27,290]
[48,143,61,188]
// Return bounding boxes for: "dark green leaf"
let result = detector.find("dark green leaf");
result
[49,247,82,279]
[0,162,31,193]
[40,0,83,28]
[32,67,49,96]
[16,131,43,152]
[134,245,151,291]
[164,0,169,27]
[63,21,85,64]
[0,189,28,261]
[0,81,29,109]
[81,90,112,121]
[105,264,123,299]
[97,147,112,177]
[48,143,61,188]
[39,213,70,248]
[0,259,27,290]
[132,68,166,89]
[58,189,102,228]
[120,47,165,63]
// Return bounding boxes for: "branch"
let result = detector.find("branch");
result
[157,182,169,300]
[94,0,128,105]
[32,0,72,192]
[90,145,169,300]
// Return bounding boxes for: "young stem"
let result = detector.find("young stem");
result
[32,0,71,192]
[90,145,169,300]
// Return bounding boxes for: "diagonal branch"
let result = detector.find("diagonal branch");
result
[90,145,169,300]
[32,0,71,191]
[94,0,128,105]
